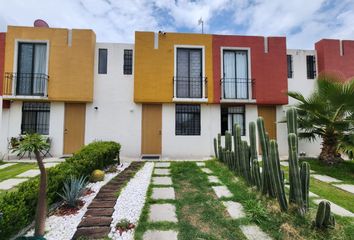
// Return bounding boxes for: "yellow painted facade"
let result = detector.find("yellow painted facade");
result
[3,26,95,102]
[134,31,213,103]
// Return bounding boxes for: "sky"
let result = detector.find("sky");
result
[0,0,353,49]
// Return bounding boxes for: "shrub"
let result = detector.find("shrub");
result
[90,170,105,182]
[58,176,88,208]
[0,141,120,239]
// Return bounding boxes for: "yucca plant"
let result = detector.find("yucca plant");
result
[58,176,88,208]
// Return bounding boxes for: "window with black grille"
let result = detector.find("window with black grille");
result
[221,106,245,136]
[287,55,293,78]
[21,102,50,135]
[306,55,316,79]
[124,49,133,75]
[98,48,107,74]
[175,104,201,135]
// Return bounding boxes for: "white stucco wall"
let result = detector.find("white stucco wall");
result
[85,43,141,158]
[283,49,322,157]
[0,101,65,157]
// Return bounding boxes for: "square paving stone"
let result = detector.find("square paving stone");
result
[143,230,178,240]
[201,168,213,174]
[155,162,171,168]
[279,161,289,167]
[196,162,205,167]
[154,168,170,175]
[222,201,245,219]
[313,199,354,217]
[151,187,175,200]
[208,176,221,184]
[212,186,233,198]
[44,162,60,168]
[240,225,272,240]
[148,203,177,222]
[0,163,17,169]
[16,169,40,178]
[333,184,354,194]
[0,178,28,190]
[312,174,342,183]
[152,176,172,185]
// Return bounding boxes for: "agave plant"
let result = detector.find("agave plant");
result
[58,176,88,208]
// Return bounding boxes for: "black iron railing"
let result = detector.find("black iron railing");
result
[4,72,49,97]
[220,78,254,100]
[173,76,207,99]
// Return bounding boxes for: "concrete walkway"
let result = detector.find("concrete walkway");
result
[143,162,178,240]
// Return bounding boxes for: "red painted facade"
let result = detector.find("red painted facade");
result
[0,32,5,96]
[316,39,354,80]
[212,35,288,104]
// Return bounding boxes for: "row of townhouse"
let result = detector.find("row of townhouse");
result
[0,25,353,160]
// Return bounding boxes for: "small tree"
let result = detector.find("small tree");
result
[288,74,354,164]
[17,133,49,237]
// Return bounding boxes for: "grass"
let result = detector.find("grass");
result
[206,160,352,240]
[300,158,354,184]
[0,162,37,182]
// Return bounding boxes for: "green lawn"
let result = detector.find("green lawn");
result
[135,160,352,240]
[0,163,37,182]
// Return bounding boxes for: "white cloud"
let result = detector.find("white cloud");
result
[0,0,353,48]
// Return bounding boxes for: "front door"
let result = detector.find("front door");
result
[257,105,277,140]
[141,104,162,155]
[63,103,86,154]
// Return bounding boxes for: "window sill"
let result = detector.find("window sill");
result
[220,99,256,103]
[3,95,48,100]
[173,98,208,103]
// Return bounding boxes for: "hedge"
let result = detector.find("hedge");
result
[0,141,121,239]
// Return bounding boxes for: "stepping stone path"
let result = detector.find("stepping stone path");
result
[197,162,271,239]
[240,225,272,240]
[143,230,178,240]
[151,187,175,200]
[144,163,179,240]
[196,162,205,167]
[333,184,354,194]
[154,168,170,175]
[313,199,354,217]
[312,174,342,183]
[0,178,28,190]
[73,162,144,239]
[153,176,172,185]
[201,168,213,174]
[16,169,40,178]
[222,201,245,219]
[279,161,289,167]
[0,163,16,169]
[208,175,221,184]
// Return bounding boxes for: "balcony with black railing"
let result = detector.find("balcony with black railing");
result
[173,76,207,100]
[220,78,255,101]
[3,72,49,98]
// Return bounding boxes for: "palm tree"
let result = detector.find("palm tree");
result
[17,133,49,237]
[288,74,354,164]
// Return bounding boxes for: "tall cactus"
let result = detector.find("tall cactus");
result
[288,133,305,215]
[269,140,288,212]
[300,162,310,211]
[287,107,298,203]
[241,141,251,183]
[233,124,242,175]
[249,122,258,161]
[225,131,232,151]
[213,138,218,159]
[314,201,335,229]
[252,159,262,190]
[257,117,274,197]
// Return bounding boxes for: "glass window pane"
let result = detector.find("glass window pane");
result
[98,48,107,74]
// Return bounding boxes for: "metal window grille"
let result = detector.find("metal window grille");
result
[98,48,107,74]
[221,105,245,136]
[21,102,50,135]
[287,55,293,78]
[306,55,316,79]
[124,49,133,75]
[175,104,201,135]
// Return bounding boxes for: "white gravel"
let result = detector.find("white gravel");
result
[109,162,154,240]
[25,163,129,240]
